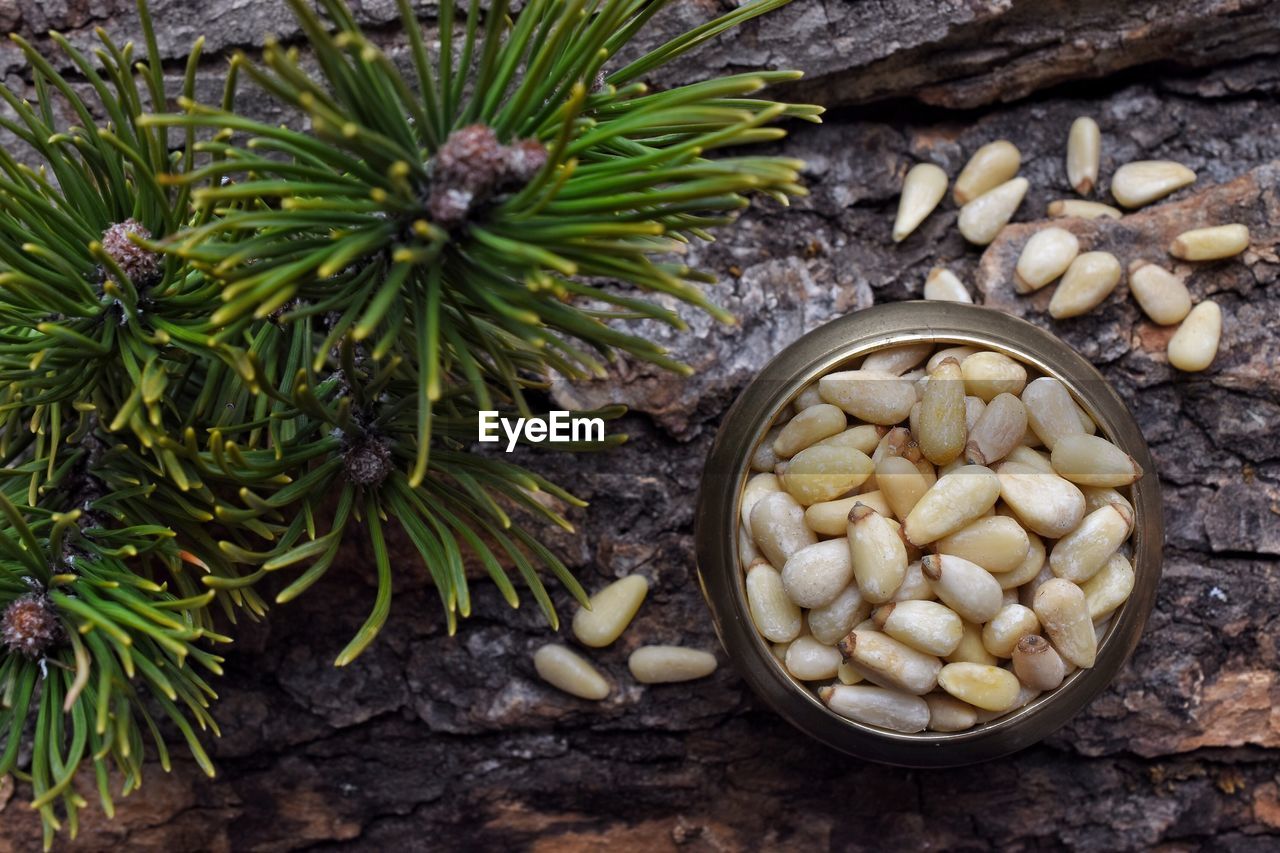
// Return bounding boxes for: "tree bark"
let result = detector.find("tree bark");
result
[2,2,1280,851]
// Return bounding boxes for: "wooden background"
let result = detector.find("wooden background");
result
[1,1,1279,849]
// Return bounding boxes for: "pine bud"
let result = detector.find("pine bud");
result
[343,436,393,487]
[2,593,61,658]
[428,124,549,227]
[101,218,161,286]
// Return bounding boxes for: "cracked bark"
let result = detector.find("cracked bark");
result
[2,2,1280,851]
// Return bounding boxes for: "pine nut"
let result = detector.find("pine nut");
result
[1079,553,1135,621]
[738,524,759,567]
[925,693,979,732]
[924,267,973,303]
[1050,433,1143,487]
[957,177,1029,245]
[1167,300,1222,372]
[1081,486,1135,530]
[903,464,1002,546]
[837,661,865,685]
[873,454,930,523]
[944,620,999,666]
[773,403,847,459]
[847,504,909,603]
[819,370,918,425]
[750,491,816,567]
[572,575,650,647]
[1110,160,1196,208]
[781,444,875,506]
[972,683,1042,723]
[1014,227,1080,293]
[893,163,948,242]
[892,561,938,602]
[996,460,1086,538]
[936,662,1021,712]
[964,396,986,433]
[998,530,1046,590]
[794,382,825,410]
[1033,578,1097,668]
[954,140,1021,205]
[1018,561,1056,609]
[1129,261,1192,325]
[872,600,964,656]
[1004,445,1054,473]
[837,629,942,695]
[960,351,1027,402]
[629,646,718,684]
[1066,117,1101,196]
[820,684,930,733]
[981,603,1041,658]
[812,423,885,455]
[918,358,967,465]
[534,644,610,700]
[862,342,935,376]
[1012,635,1067,691]
[965,392,1027,466]
[808,584,872,644]
[937,515,1031,574]
[1169,224,1250,261]
[921,553,1003,623]
[785,636,843,681]
[1047,199,1122,220]
[1022,377,1086,450]
[741,472,781,528]
[1048,251,1122,319]
[928,346,979,373]
[782,538,855,608]
[805,492,890,536]
[746,559,803,642]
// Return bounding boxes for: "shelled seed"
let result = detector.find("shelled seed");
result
[998,530,1046,590]
[785,636,843,681]
[981,603,1041,658]
[1169,224,1250,261]
[918,358,967,465]
[805,492,890,535]
[629,646,718,684]
[781,444,875,505]
[808,584,871,645]
[1081,486,1135,529]
[819,370,918,425]
[996,460,1086,538]
[572,575,650,647]
[921,554,1003,623]
[812,423,886,455]
[794,382,825,410]
[750,491,816,567]
[972,683,1042,723]
[965,392,1027,466]
[1048,251,1122,319]
[872,600,964,656]
[862,342,935,376]
[752,426,783,471]
[837,661,865,685]
[783,538,855,608]
[1021,377,1086,450]
[964,396,986,433]
[925,693,979,732]
[1110,160,1196,208]
[1012,635,1067,691]
[1050,433,1143,487]
[746,559,803,642]
[1167,300,1222,372]
[960,351,1027,402]
[954,141,1021,204]
[1047,199,1122,220]
[936,515,1030,574]
[1080,553,1136,621]
[820,684,930,733]
[847,504,909,604]
[902,464,1002,545]
[741,472,781,528]
[1033,578,1098,668]
[1014,227,1080,293]
[936,662,1020,712]
[837,629,942,695]
[773,403,846,458]
[1129,261,1192,325]
[534,645,610,700]
[893,163,948,242]
[924,267,973,303]
[928,346,979,373]
[892,561,938,603]
[957,177,1029,245]
[945,620,999,666]
[1066,117,1101,195]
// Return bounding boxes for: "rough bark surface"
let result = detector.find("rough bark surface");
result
[2,1,1280,851]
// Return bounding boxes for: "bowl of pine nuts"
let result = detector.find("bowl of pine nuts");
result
[695,301,1163,766]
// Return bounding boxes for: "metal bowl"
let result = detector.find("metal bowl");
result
[694,301,1163,766]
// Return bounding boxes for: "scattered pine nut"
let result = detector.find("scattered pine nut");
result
[1169,224,1250,261]
[1066,117,1101,196]
[1129,261,1192,325]
[1047,199,1122,220]
[923,267,973,303]
[534,644,611,700]
[957,177,1029,245]
[1110,160,1196,208]
[1167,300,1222,372]
[629,646,718,684]
[1014,227,1080,294]
[954,141,1021,205]
[572,575,650,648]
[1048,251,1122,319]
[893,163,949,242]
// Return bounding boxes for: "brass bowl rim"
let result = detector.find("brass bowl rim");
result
[693,301,1164,767]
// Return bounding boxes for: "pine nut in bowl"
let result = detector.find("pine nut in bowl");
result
[694,301,1163,767]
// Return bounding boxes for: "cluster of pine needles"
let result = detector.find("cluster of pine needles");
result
[0,0,817,842]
